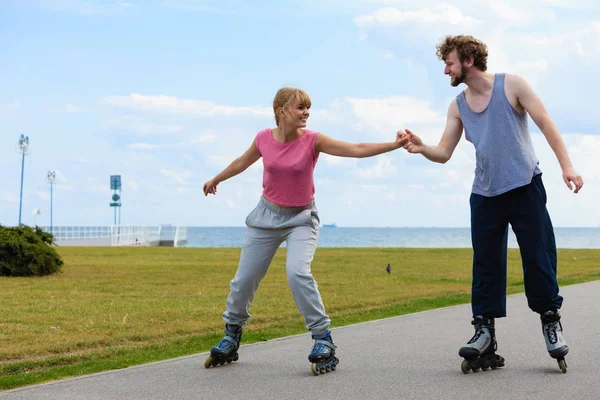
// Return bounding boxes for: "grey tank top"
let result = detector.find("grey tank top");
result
[456,73,541,197]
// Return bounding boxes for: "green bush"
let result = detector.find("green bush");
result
[0,225,63,277]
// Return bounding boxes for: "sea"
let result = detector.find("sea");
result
[183,227,600,249]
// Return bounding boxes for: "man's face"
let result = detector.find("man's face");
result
[444,49,467,87]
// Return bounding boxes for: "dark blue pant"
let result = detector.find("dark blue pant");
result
[470,174,562,318]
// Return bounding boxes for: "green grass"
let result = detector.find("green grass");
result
[1,246,599,390]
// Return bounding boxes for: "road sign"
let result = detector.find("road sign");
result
[110,175,121,190]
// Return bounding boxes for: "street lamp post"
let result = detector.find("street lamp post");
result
[47,170,56,233]
[17,134,30,226]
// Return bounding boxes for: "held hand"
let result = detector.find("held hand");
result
[402,129,425,154]
[562,168,583,194]
[395,130,410,148]
[203,179,219,196]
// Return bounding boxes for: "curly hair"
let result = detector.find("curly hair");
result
[436,35,488,72]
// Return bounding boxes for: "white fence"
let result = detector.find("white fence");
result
[110,226,160,246]
[174,226,187,247]
[43,226,187,247]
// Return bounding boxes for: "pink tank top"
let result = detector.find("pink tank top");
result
[255,128,319,207]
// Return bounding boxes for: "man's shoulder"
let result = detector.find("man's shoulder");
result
[448,97,461,118]
[504,73,528,88]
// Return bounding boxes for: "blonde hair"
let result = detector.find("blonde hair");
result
[273,87,312,126]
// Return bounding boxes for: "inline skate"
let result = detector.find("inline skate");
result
[541,309,568,373]
[204,324,242,368]
[459,316,505,374]
[309,330,339,376]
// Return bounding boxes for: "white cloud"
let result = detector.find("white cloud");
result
[484,0,555,24]
[160,0,231,13]
[65,104,94,113]
[129,143,167,149]
[191,134,217,143]
[0,100,20,109]
[104,115,185,135]
[342,96,443,134]
[356,155,397,178]
[514,59,549,74]
[355,4,481,30]
[160,168,191,185]
[100,93,272,118]
[320,153,358,167]
[37,191,50,202]
[1,193,17,203]
[126,180,140,192]
[142,180,160,192]
[43,0,134,16]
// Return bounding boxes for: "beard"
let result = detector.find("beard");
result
[451,64,467,87]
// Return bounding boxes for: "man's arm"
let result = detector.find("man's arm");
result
[509,74,583,193]
[404,101,463,163]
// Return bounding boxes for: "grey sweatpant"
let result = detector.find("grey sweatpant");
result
[222,196,330,335]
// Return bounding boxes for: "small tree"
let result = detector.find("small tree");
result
[0,225,63,277]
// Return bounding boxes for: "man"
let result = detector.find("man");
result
[403,35,583,373]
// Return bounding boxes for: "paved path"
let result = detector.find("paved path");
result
[2,280,599,400]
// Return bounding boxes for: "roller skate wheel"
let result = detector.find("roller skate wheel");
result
[472,366,480,372]
[311,363,319,376]
[481,366,489,371]
[204,356,213,369]
[227,359,232,364]
[331,364,336,371]
[558,359,567,373]
[461,360,470,374]
[233,354,239,362]
[219,359,225,365]
[325,365,331,372]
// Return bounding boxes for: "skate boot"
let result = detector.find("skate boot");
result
[458,316,505,374]
[541,309,568,373]
[308,330,339,376]
[204,324,242,368]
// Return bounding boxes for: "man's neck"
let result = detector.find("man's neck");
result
[465,71,494,95]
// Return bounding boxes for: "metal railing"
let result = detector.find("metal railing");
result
[41,226,186,247]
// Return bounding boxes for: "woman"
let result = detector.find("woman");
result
[203,87,407,375]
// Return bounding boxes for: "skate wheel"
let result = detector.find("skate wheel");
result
[233,353,239,362]
[204,356,213,369]
[558,359,567,373]
[472,366,480,372]
[331,364,336,371]
[482,366,489,371]
[227,359,232,364]
[219,359,225,365]
[311,363,319,376]
[461,360,470,374]
[490,364,497,370]
[325,365,331,372]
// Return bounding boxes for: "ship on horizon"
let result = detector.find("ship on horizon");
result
[322,223,337,228]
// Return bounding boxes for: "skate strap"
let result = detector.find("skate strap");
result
[315,339,337,351]
[224,327,242,338]
[221,335,238,345]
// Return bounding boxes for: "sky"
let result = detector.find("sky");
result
[1,0,598,228]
